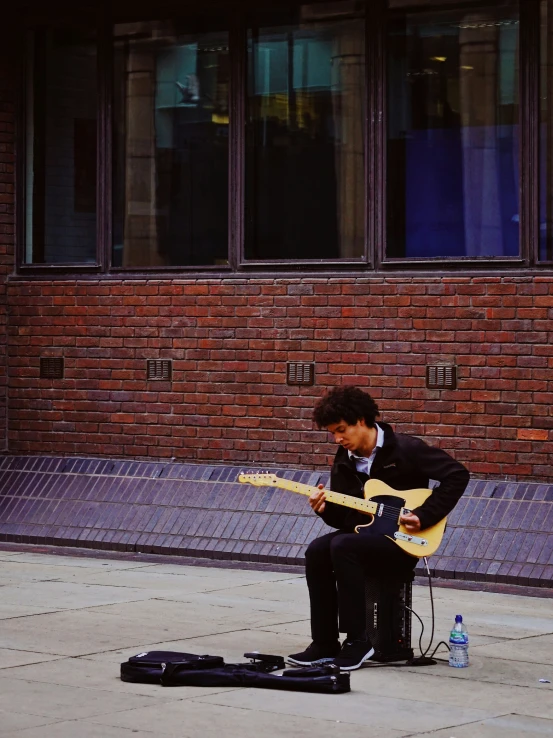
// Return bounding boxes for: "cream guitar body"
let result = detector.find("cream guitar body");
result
[238,473,446,558]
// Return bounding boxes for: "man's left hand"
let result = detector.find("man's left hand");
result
[399,512,421,533]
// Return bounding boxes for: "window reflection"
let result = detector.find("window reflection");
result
[245,2,365,260]
[387,3,520,259]
[113,22,229,268]
[25,29,98,264]
[541,1,553,260]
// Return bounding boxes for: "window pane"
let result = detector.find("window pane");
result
[113,22,229,268]
[25,29,98,264]
[387,3,520,259]
[245,2,365,260]
[541,1,552,260]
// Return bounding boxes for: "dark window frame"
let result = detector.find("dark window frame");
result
[13,0,549,277]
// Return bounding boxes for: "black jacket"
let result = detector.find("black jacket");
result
[319,422,470,532]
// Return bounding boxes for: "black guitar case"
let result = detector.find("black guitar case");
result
[161,661,350,693]
[120,651,224,684]
[121,651,350,693]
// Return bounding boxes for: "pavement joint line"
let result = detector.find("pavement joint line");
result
[2,578,61,584]
[0,598,159,616]
[0,657,66,671]
[0,646,70,657]
[0,610,77,620]
[179,580,304,595]
[462,654,553,667]
[1,646,69,655]
[0,544,306,575]
[66,627,263,657]
[189,695,412,730]
[400,711,513,738]
[470,630,553,644]
[0,711,79,725]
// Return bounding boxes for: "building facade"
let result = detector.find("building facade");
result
[1,0,553,479]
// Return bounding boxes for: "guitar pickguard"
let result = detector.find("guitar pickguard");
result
[355,494,405,538]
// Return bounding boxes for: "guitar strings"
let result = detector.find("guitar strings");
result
[271,484,407,522]
[320,495,405,521]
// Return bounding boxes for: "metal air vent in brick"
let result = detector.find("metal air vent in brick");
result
[426,365,457,390]
[147,359,172,381]
[287,362,315,386]
[40,357,64,379]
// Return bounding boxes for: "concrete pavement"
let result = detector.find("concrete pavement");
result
[0,546,552,737]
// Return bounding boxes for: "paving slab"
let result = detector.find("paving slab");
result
[0,649,63,670]
[0,676,163,721]
[393,649,553,690]
[413,714,553,737]
[264,618,506,649]
[195,685,504,734]
[0,711,60,735]
[0,604,64,620]
[88,697,408,738]
[92,593,305,633]
[1,723,159,738]
[0,551,158,570]
[473,634,553,667]
[0,580,153,610]
[352,665,553,720]
[0,549,551,738]
[0,607,236,657]
[0,558,152,578]
[5,657,234,701]
[77,568,302,597]
[412,587,553,639]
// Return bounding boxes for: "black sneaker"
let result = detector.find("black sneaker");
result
[287,641,341,667]
[333,639,375,671]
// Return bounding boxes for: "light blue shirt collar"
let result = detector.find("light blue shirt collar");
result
[347,423,384,475]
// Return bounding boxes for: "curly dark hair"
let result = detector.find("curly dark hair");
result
[313,386,380,428]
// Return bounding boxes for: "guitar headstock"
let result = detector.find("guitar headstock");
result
[238,472,279,486]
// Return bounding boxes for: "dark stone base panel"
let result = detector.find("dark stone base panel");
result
[0,456,552,590]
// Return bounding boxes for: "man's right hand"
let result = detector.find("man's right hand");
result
[309,485,326,514]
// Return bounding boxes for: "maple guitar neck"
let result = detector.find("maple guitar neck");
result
[271,477,379,516]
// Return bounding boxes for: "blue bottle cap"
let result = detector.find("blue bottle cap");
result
[455,614,463,623]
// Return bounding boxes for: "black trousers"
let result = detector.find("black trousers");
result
[305,530,417,643]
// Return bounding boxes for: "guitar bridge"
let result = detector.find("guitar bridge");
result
[394,531,428,546]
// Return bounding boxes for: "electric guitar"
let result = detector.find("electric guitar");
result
[238,472,446,558]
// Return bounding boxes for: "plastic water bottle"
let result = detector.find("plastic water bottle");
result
[448,614,469,668]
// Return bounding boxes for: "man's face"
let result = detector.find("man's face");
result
[325,418,371,454]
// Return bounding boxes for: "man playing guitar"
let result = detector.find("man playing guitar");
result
[287,386,470,671]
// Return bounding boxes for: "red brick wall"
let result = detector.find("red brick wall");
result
[0,39,15,452]
[7,276,553,480]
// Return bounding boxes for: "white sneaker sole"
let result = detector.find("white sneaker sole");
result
[335,647,375,671]
[286,656,336,667]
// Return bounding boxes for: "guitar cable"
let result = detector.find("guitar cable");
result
[405,556,450,665]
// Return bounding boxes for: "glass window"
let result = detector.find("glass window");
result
[245,2,366,260]
[541,0,553,260]
[25,29,98,264]
[112,21,229,268]
[387,2,520,259]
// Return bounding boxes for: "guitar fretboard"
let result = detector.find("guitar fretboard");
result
[272,477,379,516]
